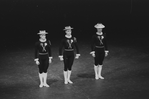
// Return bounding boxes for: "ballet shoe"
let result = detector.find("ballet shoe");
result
[99,76,104,79]
[68,79,73,84]
[39,84,44,88]
[43,83,50,87]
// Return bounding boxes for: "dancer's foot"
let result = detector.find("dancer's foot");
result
[43,83,50,87]
[95,76,99,80]
[68,79,73,84]
[99,76,104,79]
[39,84,44,88]
[64,81,68,84]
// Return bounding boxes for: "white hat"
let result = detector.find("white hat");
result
[37,30,48,35]
[94,23,105,28]
[63,26,73,30]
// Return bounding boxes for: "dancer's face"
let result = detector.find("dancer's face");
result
[97,28,103,33]
[40,34,46,39]
[65,29,72,35]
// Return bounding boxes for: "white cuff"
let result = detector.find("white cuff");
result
[76,54,80,56]
[34,58,39,61]
[105,51,109,53]
[49,57,53,59]
[90,51,95,54]
[59,56,63,58]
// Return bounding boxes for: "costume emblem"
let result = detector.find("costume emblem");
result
[67,39,73,48]
[97,36,104,44]
[45,43,47,46]
[40,43,46,52]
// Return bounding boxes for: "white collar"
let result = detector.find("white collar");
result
[39,38,46,42]
[65,35,72,38]
[96,32,103,35]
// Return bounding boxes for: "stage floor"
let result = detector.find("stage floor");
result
[0,43,149,99]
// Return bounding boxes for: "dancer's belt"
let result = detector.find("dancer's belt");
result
[95,46,104,48]
[64,49,74,51]
[39,53,48,55]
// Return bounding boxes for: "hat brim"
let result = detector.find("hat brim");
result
[95,26,105,28]
[37,32,48,35]
[63,28,73,30]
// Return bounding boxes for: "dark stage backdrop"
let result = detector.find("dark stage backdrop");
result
[0,0,149,50]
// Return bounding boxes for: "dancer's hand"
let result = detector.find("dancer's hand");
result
[36,60,40,65]
[60,57,64,61]
[49,59,52,63]
[105,51,109,57]
[75,54,80,59]
[92,53,95,57]
[49,57,53,63]
[59,56,63,61]
[34,58,40,65]
[90,51,95,57]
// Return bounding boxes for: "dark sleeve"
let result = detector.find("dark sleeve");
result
[48,40,52,57]
[91,35,95,51]
[35,42,38,59]
[74,37,79,54]
[103,33,108,50]
[59,39,64,56]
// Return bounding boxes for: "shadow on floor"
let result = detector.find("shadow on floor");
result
[77,72,94,79]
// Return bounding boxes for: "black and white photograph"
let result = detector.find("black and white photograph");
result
[0,0,149,99]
